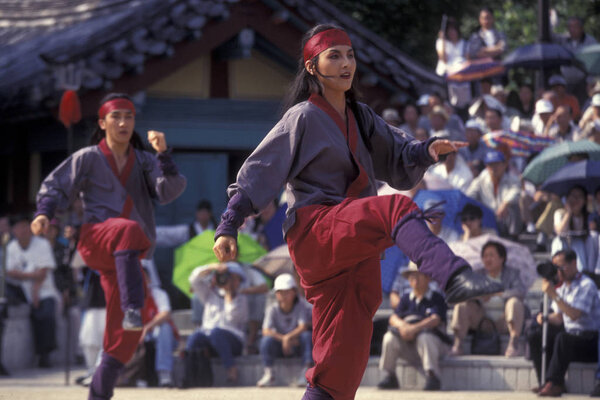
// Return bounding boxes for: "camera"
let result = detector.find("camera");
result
[536,261,558,284]
[215,270,231,287]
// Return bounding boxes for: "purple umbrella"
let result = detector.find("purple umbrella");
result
[447,57,505,82]
[540,160,600,197]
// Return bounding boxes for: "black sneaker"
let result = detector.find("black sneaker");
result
[122,308,143,331]
[38,354,52,368]
[445,266,504,305]
[377,373,400,390]
[591,381,600,397]
[424,372,441,391]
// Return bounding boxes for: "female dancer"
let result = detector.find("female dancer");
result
[213,25,502,399]
[31,93,186,400]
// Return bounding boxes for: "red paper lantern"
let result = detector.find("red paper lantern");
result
[58,90,82,128]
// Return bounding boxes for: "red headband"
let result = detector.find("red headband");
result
[98,98,136,119]
[303,29,352,63]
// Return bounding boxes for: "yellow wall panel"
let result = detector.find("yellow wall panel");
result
[147,55,210,97]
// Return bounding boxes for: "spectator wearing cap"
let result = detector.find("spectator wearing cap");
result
[587,119,600,145]
[450,240,527,358]
[428,105,450,140]
[426,138,473,193]
[6,214,59,368]
[382,108,402,128]
[187,262,248,385]
[544,105,580,142]
[466,150,522,237]
[459,119,490,177]
[549,74,581,121]
[256,273,312,388]
[459,203,497,241]
[377,262,450,391]
[579,93,600,131]
[533,99,555,136]
[399,104,419,138]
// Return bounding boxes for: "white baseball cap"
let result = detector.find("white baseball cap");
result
[535,99,554,114]
[273,273,297,291]
[592,94,600,107]
[465,119,484,133]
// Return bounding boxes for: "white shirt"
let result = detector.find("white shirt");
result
[466,169,521,211]
[426,154,474,193]
[6,236,58,302]
[435,38,466,76]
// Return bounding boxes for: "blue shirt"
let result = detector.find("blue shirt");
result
[554,273,600,332]
[395,289,448,325]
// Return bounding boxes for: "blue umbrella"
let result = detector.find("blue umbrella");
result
[412,189,498,235]
[540,160,600,197]
[503,43,577,69]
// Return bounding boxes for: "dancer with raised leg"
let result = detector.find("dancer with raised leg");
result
[213,24,503,400]
[30,93,186,400]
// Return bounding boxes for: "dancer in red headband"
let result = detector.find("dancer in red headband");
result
[31,93,186,399]
[213,24,503,399]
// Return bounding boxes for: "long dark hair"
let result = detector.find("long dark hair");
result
[90,93,146,150]
[282,24,372,151]
[567,185,589,233]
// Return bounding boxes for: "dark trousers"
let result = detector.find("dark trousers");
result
[546,330,598,385]
[31,297,57,356]
[527,321,564,385]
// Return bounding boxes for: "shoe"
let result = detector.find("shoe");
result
[38,354,52,368]
[504,338,523,357]
[444,266,504,305]
[257,367,275,387]
[538,381,564,397]
[158,370,173,387]
[591,381,600,397]
[0,363,9,376]
[532,386,541,394]
[377,373,400,390]
[424,371,441,391]
[295,367,308,387]
[122,308,143,331]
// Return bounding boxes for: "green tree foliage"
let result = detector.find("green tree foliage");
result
[329,0,600,70]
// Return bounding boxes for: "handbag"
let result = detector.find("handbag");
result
[470,317,500,355]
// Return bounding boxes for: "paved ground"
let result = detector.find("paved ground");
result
[0,367,592,400]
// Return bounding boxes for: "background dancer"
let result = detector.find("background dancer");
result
[30,93,186,400]
[213,24,502,400]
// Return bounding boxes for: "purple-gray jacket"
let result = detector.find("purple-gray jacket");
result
[36,144,186,257]
[219,99,437,238]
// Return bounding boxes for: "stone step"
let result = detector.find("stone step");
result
[202,355,596,393]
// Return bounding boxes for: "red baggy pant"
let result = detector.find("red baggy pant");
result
[78,218,152,365]
[287,195,419,400]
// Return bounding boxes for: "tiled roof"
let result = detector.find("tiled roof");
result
[0,0,442,121]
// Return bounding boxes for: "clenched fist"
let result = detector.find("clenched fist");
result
[147,130,167,153]
[31,214,49,235]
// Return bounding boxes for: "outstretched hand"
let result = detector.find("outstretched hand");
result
[147,130,167,153]
[30,215,49,236]
[428,139,467,162]
[213,235,238,262]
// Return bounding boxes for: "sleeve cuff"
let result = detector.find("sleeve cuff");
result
[157,149,179,176]
[35,197,57,220]
[214,191,255,241]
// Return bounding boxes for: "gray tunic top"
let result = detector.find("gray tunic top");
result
[227,99,437,234]
[36,144,187,257]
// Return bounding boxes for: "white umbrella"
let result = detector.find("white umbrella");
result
[252,244,294,277]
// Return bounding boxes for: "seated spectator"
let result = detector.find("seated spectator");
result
[187,262,248,385]
[6,214,58,368]
[459,119,489,177]
[544,105,580,141]
[551,185,599,274]
[466,150,522,237]
[382,108,401,127]
[426,138,473,193]
[579,94,600,130]
[155,199,216,247]
[583,119,600,145]
[533,99,555,136]
[428,105,451,139]
[529,249,600,396]
[507,82,535,119]
[257,273,312,387]
[491,85,520,119]
[549,75,581,122]
[450,241,526,357]
[399,104,419,137]
[414,127,429,142]
[416,94,432,132]
[377,262,449,391]
[238,263,269,355]
[428,94,465,141]
[459,203,496,241]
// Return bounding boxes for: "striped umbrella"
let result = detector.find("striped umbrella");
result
[482,130,556,158]
[446,57,505,82]
[522,140,600,185]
